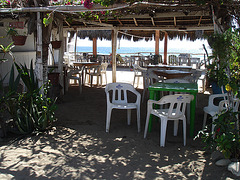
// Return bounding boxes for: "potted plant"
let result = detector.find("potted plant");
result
[6,27,27,46]
[51,38,62,49]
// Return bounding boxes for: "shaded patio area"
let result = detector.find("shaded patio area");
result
[0,68,236,179]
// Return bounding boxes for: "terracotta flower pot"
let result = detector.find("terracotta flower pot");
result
[12,35,27,46]
[48,72,60,86]
[51,41,62,49]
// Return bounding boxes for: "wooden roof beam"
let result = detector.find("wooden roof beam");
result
[106,11,210,20]
[117,18,123,26]
[151,17,155,26]
[133,18,138,26]
[69,25,214,31]
[198,16,202,26]
[73,18,113,27]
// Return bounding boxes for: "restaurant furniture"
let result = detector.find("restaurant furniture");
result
[142,69,162,102]
[144,94,194,147]
[85,63,108,87]
[133,64,147,88]
[153,69,192,79]
[147,65,192,71]
[178,53,191,66]
[168,55,178,65]
[105,83,141,133]
[202,93,239,133]
[73,62,100,85]
[151,54,163,65]
[190,58,201,69]
[66,65,85,94]
[148,82,198,137]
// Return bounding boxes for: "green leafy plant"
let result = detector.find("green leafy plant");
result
[198,109,240,160]
[2,61,57,134]
[197,28,240,160]
[206,28,240,94]
[0,42,15,62]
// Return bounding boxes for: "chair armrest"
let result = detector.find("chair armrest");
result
[208,93,228,107]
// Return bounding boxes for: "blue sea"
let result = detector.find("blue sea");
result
[76,46,208,59]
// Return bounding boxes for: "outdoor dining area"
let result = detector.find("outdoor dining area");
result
[62,51,206,141]
[1,0,240,179]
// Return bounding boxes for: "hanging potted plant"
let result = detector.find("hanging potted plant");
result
[51,38,62,49]
[6,27,27,46]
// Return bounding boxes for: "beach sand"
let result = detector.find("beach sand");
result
[0,68,236,179]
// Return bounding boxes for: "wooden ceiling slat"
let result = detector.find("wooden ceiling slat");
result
[151,17,155,26]
[198,16,202,26]
[133,18,138,26]
[117,18,123,26]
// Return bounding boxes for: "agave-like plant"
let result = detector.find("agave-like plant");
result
[2,60,57,135]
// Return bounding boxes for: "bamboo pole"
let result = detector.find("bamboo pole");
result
[164,32,168,64]
[111,29,117,82]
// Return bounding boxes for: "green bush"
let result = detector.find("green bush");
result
[1,61,57,134]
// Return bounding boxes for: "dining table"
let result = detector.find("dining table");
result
[147,64,192,71]
[153,69,192,79]
[148,82,198,137]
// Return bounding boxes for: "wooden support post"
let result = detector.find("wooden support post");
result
[164,32,168,65]
[58,21,64,95]
[93,38,97,57]
[35,11,43,90]
[155,30,160,55]
[111,29,117,83]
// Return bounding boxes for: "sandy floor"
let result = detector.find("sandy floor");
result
[0,68,236,179]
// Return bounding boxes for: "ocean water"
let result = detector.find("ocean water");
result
[76,46,208,59]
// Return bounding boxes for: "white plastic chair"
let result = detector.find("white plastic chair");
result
[142,69,162,102]
[144,94,194,147]
[105,83,141,133]
[168,55,178,65]
[85,63,108,87]
[203,93,239,132]
[66,65,85,93]
[164,78,191,122]
[132,64,147,88]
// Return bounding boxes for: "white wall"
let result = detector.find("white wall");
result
[0,18,36,85]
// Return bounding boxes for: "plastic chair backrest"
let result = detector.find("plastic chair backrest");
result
[159,94,194,119]
[219,98,239,112]
[68,65,84,78]
[88,65,100,74]
[159,55,163,64]
[207,93,228,109]
[133,64,147,72]
[143,69,160,88]
[105,83,139,105]
[100,63,108,72]
[168,55,178,65]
